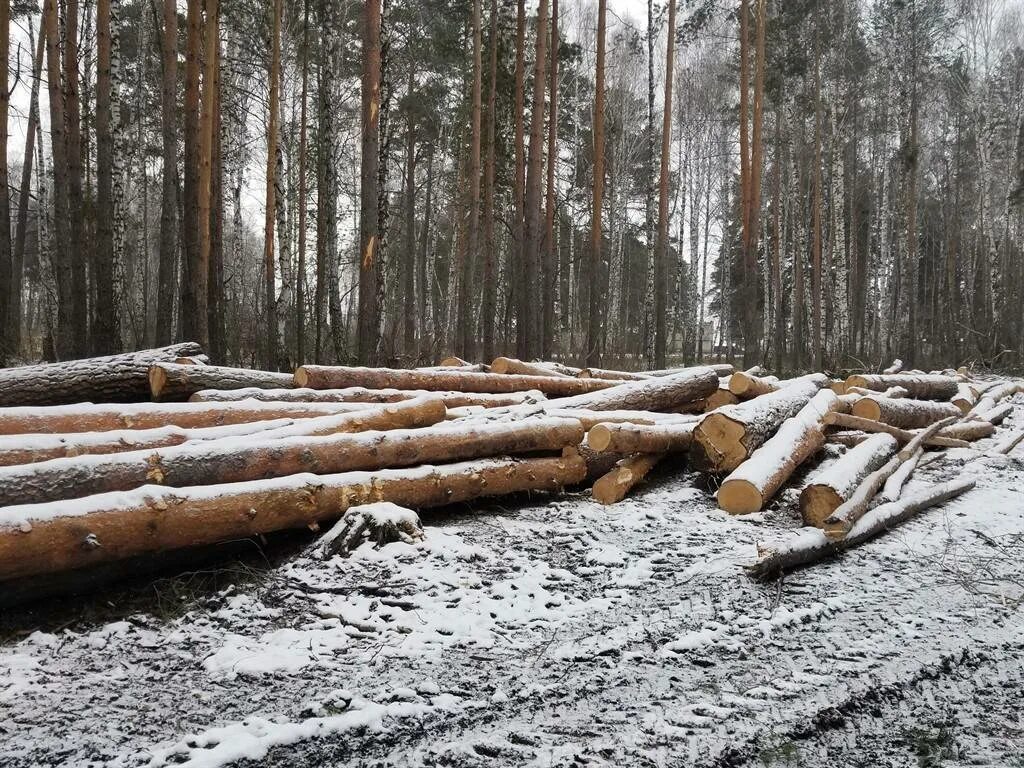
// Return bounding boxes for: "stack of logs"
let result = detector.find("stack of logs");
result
[0,346,1020,586]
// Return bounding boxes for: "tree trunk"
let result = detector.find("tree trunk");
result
[94,0,120,354]
[811,10,823,370]
[585,0,607,367]
[851,397,962,429]
[197,0,219,361]
[357,0,383,364]
[480,0,499,361]
[512,0,526,356]
[0,0,12,361]
[156,0,178,345]
[653,0,677,368]
[63,0,88,357]
[263,0,282,369]
[542,0,559,358]
[542,366,718,412]
[190,387,541,408]
[295,0,310,364]
[180,0,206,347]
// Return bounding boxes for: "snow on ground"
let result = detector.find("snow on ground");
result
[1,405,1023,767]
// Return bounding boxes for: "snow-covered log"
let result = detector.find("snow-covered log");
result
[148,362,295,401]
[591,453,663,504]
[844,373,958,400]
[586,422,696,454]
[936,420,995,442]
[748,478,975,579]
[0,343,203,407]
[799,433,898,526]
[489,357,574,378]
[577,366,649,381]
[715,389,839,514]
[994,430,1024,455]
[880,447,922,501]
[952,383,977,413]
[970,381,1024,416]
[0,414,584,506]
[823,412,969,448]
[0,399,380,435]
[188,386,540,409]
[882,359,903,374]
[540,366,719,412]
[0,454,587,581]
[293,365,614,397]
[705,379,741,409]
[727,372,780,398]
[826,430,870,447]
[976,402,1014,425]
[693,375,827,473]
[851,396,962,429]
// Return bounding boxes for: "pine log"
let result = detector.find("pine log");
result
[0,343,203,407]
[591,453,664,504]
[173,355,210,365]
[542,409,695,430]
[852,396,961,429]
[544,366,719,412]
[936,420,995,441]
[844,373,958,400]
[490,357,573,378]
[847,385,906,398]
[994,430,1024,455]
[829,379,848,395]
[799,433,898,526]
[706,383,741,410]
[952,383,977,413]
[149,362,295,400]
[823,412,970,448]
[294,365,615,397]
[577,367,650,381]
[587,422,695,454]
[748,478,976,579]
[0,415,585,506]
[693,375,827,474]
[574,443,628,480]
[716,390,839,514]
[0,454,587,581]
[437,356,475,367]
[880,447,922,502]
[188,386,541,409]
[727,372,780,398]
[0,399,378,435]
[970,381,1024,416]
[647,363,734,377]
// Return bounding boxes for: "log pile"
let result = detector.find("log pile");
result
[0,348,1019,590]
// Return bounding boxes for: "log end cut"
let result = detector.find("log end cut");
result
[851,398,882,422]
[717,479,763,515]
[799,484,844,527]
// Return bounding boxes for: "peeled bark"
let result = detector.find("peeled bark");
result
[189,387,540,409]
[591,453,663,504]
[844,373,959,401]
[149,362,295,400]
[0,400,381,435]
[799,433,898,526]
[294,365,615,397]
[693,375,827,473]
[0,454,587,581]
[0,343,202,406]
[548,366,719,412]
[852,397,961,430]
[749,479,976,579]
[716,389,839,514]
[0,415,584,506]
[587,422,694,454]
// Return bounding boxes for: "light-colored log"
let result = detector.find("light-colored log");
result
[952,383,977,413]
[188,386,540,409]
[148,362,294,401]
[540,366,719,412]
[591,454,664,504]
[799,433,898,526]
[970,381,1024,416]
[844,373,958,400]
[880,447,922,502]
[994,430,1024,455]
[728,372,780,398]
[882,359,904,374]
[0,414,583,506]
[577,367,650,381]
[490,357,574,378]
[693,375,827,473]
[715,389,839,514]
[294,365,614,397]
[587,422,695,454]
[823,412,970,448]
[852,396,962,429]
[826,430,869,447]
[748,478,975,579]
[936,420,996,442]
[0,454,587,581]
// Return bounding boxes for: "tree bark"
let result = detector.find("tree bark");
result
[851,397,961,429]
[357,0,383,364]
[799,433,898,526]
[585,0,607,367]
[592,453,663,504]
[263,0,282,369]
[180,0,206,347]
[457,0,483,361]
[296,0,310,364]
[148,362,295,400]
[543,366,719,412]
[0,0,12,361]
[189,387,542,409]
[653,0,677,368]
[587,422,695,454]
[542,0,559,358]
[156,0,179,345]
[94,0,121,354]
[844,373,959,400]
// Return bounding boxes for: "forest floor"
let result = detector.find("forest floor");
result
[2,401,1023,768]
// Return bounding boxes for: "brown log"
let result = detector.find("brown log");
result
[829,379,848,395]
[705,386,740,410]
[149,362,295,400]
[188,386,541,409]
[0,343,203,407]
[0,415,584,506]
[716,390,840,514]
[587,422,695,454]
[851,396,961,429]
[693,375,827,473]
[294,364,614,397]
[823,412,970,448]
[591,453,663,504]
[799,433,898,526]
[844,373,958,400]
[0,399,377,435]
[573,443,628,480]
[577,366,649,381]
[173,355,210,365]
[0,454,587,581]
[748,478,975,579]
[490,356,573,378]
[542,366,719,412]
[438,356,475,367]
[728,372,780,398]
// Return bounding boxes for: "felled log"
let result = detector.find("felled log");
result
[844,373,958,400]
[0,343,203,407]
[826,430,870,447]
[882,359,904,374]
[577,367,649,381]
[851,396,962,429]
[647,363,734,378]
[490,357,574,378]
[820,416,959,537]
[693,375,827,473]
[541,408,695,430]
[952,383,977,413]
[715,389,839,514]
[591,453,664,504]
[0,454,587,581]
[799,433,898,526]
[970,381,1024,416]
[935,420,995,442]
[148,362,295,400]
[748,478,976,579]
[706,380,741,410]
[0,415,584,506]
[880,447,922,502]
[847,384,906,398]
[188,386,540,409]
[574,443,628,480]
[587,422,695,454]
[545,366,719,412]
[294,365,614,397]
[0,399,376,435]
[727,372,780,398]
[823,412,970,448]
[173,355,210,365]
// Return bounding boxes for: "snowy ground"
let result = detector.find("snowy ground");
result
[2,405,1023,767]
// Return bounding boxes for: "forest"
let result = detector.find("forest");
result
[0,0,1022,372]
